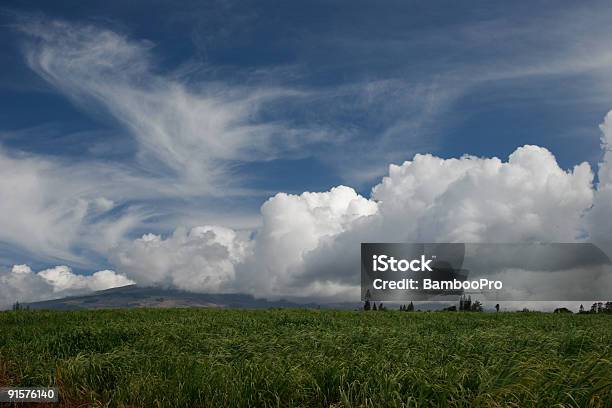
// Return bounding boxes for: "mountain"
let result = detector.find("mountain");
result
[23,285,331,310]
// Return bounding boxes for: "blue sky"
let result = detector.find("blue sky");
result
[1,0,612,281]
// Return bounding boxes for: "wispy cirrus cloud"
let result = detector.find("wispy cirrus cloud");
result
[295,3,612,184]
[19,17,332,190]
[0,146,145,264]
[0,16,337,263]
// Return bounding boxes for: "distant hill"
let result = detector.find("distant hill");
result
[23,285,333,310]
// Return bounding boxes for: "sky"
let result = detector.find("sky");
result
[1,1,612,308]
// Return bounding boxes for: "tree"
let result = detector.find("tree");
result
[363,289,371,311]
[459,295,473,311]
[579,304,585,314]
[554,307,572,314]
[495,304,500,313]
[471,300,483,312]
[407,301,414,311]
[372,303,377,311]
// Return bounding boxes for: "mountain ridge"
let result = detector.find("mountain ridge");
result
[21,285,363,310]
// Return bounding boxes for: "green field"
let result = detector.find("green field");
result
[1,309,611,407]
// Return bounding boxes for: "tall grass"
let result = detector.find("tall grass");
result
[1,309,611,407]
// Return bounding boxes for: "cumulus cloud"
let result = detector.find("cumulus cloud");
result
[587,111,612,256]
[292,145,595,298]
[112,226,251,292]
[0,264,133,309]
[236,186,378,295]
[113,144,599,300]
[110,186,378,297]
[372,145,593,243]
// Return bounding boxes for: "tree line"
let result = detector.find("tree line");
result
[363,297,612,313]
[578,302,612,314]
[11,301,31,311]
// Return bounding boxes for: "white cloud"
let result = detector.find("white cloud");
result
[37,266,133,293]
[586,111,612,256]
[236,186,378,295]
[0,148,146,263]
[112,186,379,298]
[91,197,115,213]
[0,264,133,309]
[111,186,379,298]
[292,145,595,298]
[0,148,84,260]
[112,225,250,292]
[20,18,327,189]
[112,144,597,300]
[372,145,593,243]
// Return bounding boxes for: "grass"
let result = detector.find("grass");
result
[0,308,611,407]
